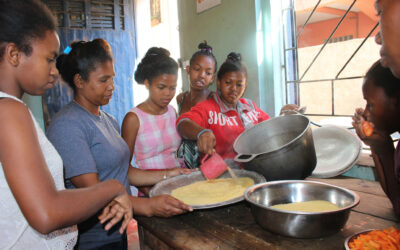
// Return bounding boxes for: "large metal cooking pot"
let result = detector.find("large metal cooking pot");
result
[233,115,316,181]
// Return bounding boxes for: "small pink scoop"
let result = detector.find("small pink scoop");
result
[200,153,228,180]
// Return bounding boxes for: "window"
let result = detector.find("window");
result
[282,0,380,168]
[283,0,379,124]
[150,0,161,27]
[42,0,127,30]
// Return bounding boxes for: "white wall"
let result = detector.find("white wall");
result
[133,0,182,110]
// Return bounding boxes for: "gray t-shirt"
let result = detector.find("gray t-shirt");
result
[47,101,131,249]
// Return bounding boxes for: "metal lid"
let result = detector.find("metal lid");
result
[311,125,362,178]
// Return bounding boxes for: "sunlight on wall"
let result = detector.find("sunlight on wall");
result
[256,13,265,68]
[298,37,379,116]
[133,0,181,110]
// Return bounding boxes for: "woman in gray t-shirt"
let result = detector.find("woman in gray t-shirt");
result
[47,39,193,250]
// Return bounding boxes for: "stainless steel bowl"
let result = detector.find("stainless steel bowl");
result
[244,180,360,238]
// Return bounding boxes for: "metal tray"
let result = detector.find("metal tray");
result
[344,229,374,250]
[149,169,266,209]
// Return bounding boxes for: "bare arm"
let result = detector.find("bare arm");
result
[279,104,300,115]
[127,166,192,187]
[369,138,400,217]
[121,111,140,163]
[129,195,192,217]
[177,119,204,140]
[176,92,184,108]
[353,108,400,217]
[70,165,194,218]
[0,100,131,234]
[177,119,216,155]
[69,173,132,233]
[369,141,400,217]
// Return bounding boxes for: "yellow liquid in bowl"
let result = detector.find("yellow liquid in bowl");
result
[270,200,340,212]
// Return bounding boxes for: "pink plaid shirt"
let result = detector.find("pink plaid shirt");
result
[130,105,182,170]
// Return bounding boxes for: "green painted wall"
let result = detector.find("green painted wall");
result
[177,0,261,106]
[177,0,286,117]
[22,94,45,131]
[177,1,376,182]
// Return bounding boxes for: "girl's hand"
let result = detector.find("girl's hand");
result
[167,167,197,178]
[147,195,193,217]
[279,104,301,115]
[352,108,389,148]
[98,191,133,234]
[197,131,216,155]
[352,108,368,137]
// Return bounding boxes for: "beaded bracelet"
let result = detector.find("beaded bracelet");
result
[197,129,213,139]
[163,170,168,180]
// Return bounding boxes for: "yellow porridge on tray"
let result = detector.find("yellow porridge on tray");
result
[171,177,254,205]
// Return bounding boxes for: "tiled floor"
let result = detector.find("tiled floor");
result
[127,219,140,250]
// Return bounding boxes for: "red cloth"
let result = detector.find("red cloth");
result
[177,93,270,160]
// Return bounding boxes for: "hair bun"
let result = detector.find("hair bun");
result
[227,52,241,62]
[55,54,68,74]
[145,47,170,57]
[134,47,178,84]
[198,41,212,53]
[70,41,86,50]
[56,38,113,90]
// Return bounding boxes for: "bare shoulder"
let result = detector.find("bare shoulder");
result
[122,111,140,132]
[121,110,140,145]
[123,111,139,124]
[0,98,31,124]
[0,98,38,162]
[176,92,184,104]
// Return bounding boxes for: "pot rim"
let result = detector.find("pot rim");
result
[244,180,360,215]
[234,114,311,156]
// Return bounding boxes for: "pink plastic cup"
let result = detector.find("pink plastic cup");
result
[200,153,228,180]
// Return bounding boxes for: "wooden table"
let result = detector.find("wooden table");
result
[136,178,399,249]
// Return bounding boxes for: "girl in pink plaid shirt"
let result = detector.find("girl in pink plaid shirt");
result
[122,47,185,196]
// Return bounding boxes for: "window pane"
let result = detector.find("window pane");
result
[150,0,161,27]
[294,0,379,117]
[334,78,365,115]
[299,81,332,115]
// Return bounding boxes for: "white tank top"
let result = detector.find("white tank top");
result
[0,91,77,249]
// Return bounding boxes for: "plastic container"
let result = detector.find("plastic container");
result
[200,153,227,180]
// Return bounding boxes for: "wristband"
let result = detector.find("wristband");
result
[197,129,213,139]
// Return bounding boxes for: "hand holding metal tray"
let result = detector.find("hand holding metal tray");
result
[149,169,266,209]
